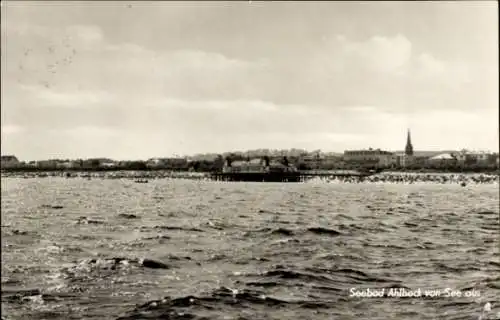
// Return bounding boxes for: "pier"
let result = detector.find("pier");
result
[209,170,374,182]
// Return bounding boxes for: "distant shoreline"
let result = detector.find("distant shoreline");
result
[0,169,207,175]
[1,168,499,174]
[1,168,498,180]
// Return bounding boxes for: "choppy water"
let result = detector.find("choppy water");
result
[1,178,499,320]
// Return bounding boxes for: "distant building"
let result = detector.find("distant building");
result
[116,161,132,169]
[427,153,456,167]
[301,152,324,169]
[56,161,73,169]
[26,161,38,168]
[454,150,468,165]
[1,155,20,169]
[100,161,116,168]
[391,152,411,167]
[224,158,266,173]
[475,151,489,165]
[413,156,429,167]
[147,157,188,169]
[343,148,393,167]
[146,158,163,169]
[223,157,295,173]
[320,153,341,169]
[454,150,495,167]
[84,158,116,169]
[379,130,417,168]
[36,159,58,169]
[188,154,218,162]
[69,160,83,169]
[405,129,414,156]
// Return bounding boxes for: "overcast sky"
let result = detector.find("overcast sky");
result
[1,1,498,160]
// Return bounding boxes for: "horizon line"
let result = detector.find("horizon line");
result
[3,148,499,162]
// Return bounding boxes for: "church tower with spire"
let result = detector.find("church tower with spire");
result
[405,129,414,156]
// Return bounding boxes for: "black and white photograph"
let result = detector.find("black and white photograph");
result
[1,1,499,319]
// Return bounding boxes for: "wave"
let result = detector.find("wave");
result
[307,227,342,236]
[116,286,332,320]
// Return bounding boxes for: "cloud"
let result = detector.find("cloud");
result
[2,4,497,159]
[63,125,120,137]
[2,95,497,159]
[66,25,104,47]
[8,23,104,48]
[4,21,494,115]
[4,22,266,103]
[19,84,115,108]
[269,32,490,112]
[1,125,24,135]
[416,53,446,78]
[341,34,413,73]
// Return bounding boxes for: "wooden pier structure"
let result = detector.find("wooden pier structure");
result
[209,170,375,182]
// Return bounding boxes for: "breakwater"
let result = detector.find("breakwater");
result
[0,170,208,180]
[1,170,498,184]
[308,171,499,185]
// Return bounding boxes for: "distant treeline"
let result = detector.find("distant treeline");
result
[3,160,499,174]
[3,148,499,173]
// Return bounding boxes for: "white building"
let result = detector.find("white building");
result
[427,153,456,166]
[343,149,394,167]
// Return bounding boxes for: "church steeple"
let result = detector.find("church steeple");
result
[405,129,414,156]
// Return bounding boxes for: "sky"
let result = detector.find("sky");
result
[1,1,498,160]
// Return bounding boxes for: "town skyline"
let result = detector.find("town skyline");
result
[2,1,498,160]
[2,143,498,163]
